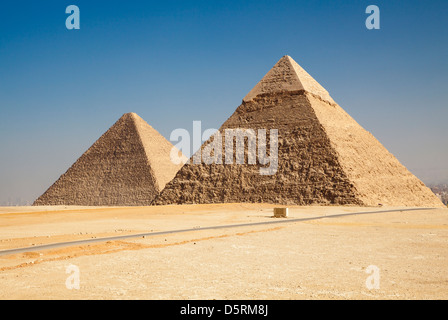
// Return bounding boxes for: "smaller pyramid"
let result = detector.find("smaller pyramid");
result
[34,113,185,206]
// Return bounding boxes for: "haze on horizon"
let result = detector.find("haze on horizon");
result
[0,0,447,205]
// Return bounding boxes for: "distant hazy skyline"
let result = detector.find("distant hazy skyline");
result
[1,0,447,205]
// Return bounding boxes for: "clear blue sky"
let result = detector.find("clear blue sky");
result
[0,0,447,205]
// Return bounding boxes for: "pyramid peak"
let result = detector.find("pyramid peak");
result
[119,113,151,128]
[243,55,335,104]
[121,112,141,120]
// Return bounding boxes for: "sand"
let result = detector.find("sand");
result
[0,204,447,300]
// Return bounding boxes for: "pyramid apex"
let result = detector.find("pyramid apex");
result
[119,113,149,126]
[243,56,335,104]
[121,112,140,119]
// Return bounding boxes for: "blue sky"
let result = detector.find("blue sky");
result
[0,0,447,205]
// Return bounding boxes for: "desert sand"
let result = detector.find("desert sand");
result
[0,203,447,300]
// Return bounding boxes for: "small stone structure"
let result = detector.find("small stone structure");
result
[273,208,288,218]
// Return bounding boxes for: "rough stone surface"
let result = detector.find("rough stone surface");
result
[34,113,184,206]
[309,95,443,207]
[154,56,444,208]
[154,91,362,206]
[243,55,335,105]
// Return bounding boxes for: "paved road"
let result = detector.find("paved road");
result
[0,207,435,256]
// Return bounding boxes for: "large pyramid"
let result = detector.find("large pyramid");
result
[34,113,185,206]
[153,56,444,207]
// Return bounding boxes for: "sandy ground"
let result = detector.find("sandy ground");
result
[0,203,447,300]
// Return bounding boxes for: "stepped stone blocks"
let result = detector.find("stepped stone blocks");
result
[34,113,185,206]
[153,56,444,208]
